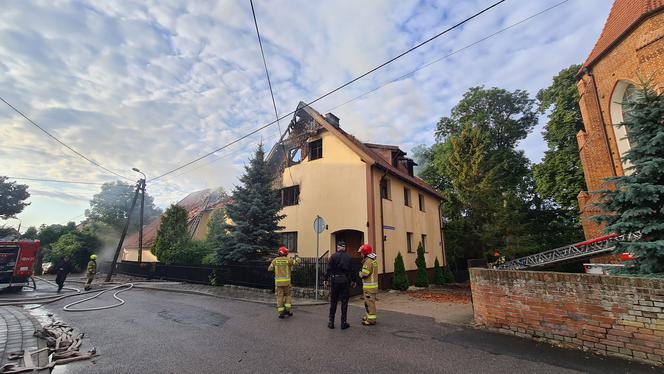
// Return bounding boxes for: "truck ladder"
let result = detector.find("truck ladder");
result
[497,232,642,270]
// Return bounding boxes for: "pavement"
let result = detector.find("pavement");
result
[2,280,658,374]
[0,304,49,372]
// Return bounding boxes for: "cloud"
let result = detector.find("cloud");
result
[0,0,613,227]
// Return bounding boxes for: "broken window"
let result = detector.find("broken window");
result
[289,148,302,165]
[309,139,322,160]
[380,179,391,200]
[282,185,300,206]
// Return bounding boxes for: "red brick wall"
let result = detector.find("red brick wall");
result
[576,11,664,239]
[470,268,664,366]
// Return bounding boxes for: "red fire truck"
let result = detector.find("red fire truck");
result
[0,240,39,292]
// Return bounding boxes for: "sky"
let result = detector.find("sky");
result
[0,0,613,230]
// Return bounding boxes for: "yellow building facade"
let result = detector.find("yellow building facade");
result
[269,103,444,287]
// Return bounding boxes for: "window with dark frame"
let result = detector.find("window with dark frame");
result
[309,139,323,160]
[281,185,300,206]
[279,232,298,253]
[380,179,391,200]
[407,232,413,253]
[404,187,411,207]
[418,193,425,211]
[288,148,302,165]
[421,234,427,252]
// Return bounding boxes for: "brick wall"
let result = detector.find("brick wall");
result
[470,268,664,366]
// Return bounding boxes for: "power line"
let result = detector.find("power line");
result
[0,96,132,181]
[6,176,106,185]
[249,0,294,184]
[326,0,571,113]
[149,0,506,181]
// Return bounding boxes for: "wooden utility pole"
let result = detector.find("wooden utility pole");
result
[138,179,145,263]
[106,181,141,282]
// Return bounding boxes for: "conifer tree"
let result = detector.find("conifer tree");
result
[414,242,429,287]
[217,144,284,263]
[433,257,445,285]
[391,252,409,291]
[152,204,190,264]
[595,83,664,274]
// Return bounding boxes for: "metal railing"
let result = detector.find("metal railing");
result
[497,232,642,270]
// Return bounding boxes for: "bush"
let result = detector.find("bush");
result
[443,266,455,283]
[391,252,409,291]
[414,242,429,287]
[433,257,445,285]
[47,231,100,272]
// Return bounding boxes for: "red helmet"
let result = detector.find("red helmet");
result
[358,244,373,257]
[278,246,288,256]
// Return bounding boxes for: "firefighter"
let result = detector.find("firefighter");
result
[358,244,378,325]
[55,256,71,292]
[268,246,301,318]
[84,254,97,291]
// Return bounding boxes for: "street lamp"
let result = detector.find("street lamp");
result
[132,168,146,263]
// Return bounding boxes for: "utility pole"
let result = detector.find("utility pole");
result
[132,168,147,264]
[106,180,141,282]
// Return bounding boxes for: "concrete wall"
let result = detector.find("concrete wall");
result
[577,11,664,239]
[278,130,369,258]
[470,268,664,366]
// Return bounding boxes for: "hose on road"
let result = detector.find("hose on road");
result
[63,283,133,312]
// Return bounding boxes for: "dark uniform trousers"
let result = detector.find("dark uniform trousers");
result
[329,276,350,323]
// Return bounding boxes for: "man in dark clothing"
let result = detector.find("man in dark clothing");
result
[55,256,71,292]
[324,240,356,330]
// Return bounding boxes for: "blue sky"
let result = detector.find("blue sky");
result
[0,0,613,229]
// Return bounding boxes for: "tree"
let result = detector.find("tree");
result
[595,83,664,274]
[0,176,30,219]
[533,64,587,212]
[86,181,161,233]
[47,230,101,272]
[432,257,445,285]
[414,242,429,287]
[391,252,409,291]
[21,226,38,239]
[151,204,191,265]
[206,208,234,265]
[217,144,284,264]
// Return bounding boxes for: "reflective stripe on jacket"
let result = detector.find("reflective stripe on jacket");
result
[360,258,379,291]
[268,256,301,286]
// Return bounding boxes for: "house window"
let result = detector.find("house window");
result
[309,139,322,160]
[418,193,425,211]
[282,186,300,206]
[421,234,427,252]
[380,179,391,200]
[289,148,302,165]
[404,188,412,207]
[407,232,413,253]
[279,232,298,253]
[610,81,638,174]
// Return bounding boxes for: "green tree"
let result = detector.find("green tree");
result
[21,226,38,239]
[0,176,30,219]
[391,252,409,291]
[595,83,664,274]
[206,208,234,265]
[217,144,284,264]
[47,230,101,272]
[86,181,161,233]
[533,64,587,212]
[151,204,191,265]
[432,257,445,285]
[414,242,429,287]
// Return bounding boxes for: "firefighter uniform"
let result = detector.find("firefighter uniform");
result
[84,255,97,291]
[268,251,301,317]
[360,254,379,325]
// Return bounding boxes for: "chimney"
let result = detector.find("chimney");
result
[325,112,340,127]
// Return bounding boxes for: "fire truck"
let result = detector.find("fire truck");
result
[0,240,39,292]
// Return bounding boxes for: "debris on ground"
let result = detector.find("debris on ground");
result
[0,321,96,373]
[408,286,472,304]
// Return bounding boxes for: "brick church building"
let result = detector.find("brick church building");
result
[576,0,664,239]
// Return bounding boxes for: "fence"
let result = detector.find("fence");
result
[108,256,363,294]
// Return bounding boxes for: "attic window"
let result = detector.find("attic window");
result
[309,139,322,160]
[289,148,302,165]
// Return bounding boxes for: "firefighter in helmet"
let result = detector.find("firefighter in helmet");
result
[84,254,97,291]
[358,244,378,325]
[268,246,301,318]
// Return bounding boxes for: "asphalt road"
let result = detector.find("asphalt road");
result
[21,287,659,374]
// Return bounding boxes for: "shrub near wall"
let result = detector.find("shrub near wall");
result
[470,268,664,366]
